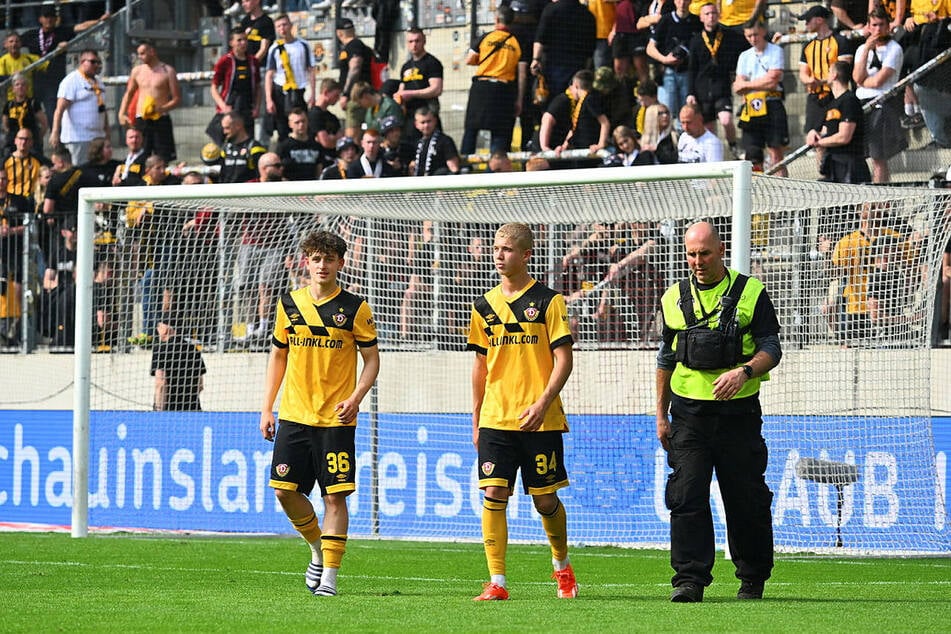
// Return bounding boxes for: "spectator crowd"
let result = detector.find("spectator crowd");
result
[0,0,950,354]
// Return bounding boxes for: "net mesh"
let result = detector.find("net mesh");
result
[70,169,950,553]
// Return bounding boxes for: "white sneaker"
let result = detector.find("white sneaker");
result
[223,2,242,17]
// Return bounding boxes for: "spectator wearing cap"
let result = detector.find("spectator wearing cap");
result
[336,18,374,141]
[354,82,403,133]
[798,5,855,137]
[460,6,522,156]
[320,136,359,180]
[275,107,324,180]
[379,115,406,175]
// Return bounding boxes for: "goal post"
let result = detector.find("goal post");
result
[67,164,950,554]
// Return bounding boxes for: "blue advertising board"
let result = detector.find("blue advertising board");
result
[1,410,949,552]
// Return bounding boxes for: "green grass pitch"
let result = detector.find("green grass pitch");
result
[1,533,948,633]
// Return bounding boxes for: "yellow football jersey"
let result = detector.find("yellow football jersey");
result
[467,279,573,432]
[272,286,377,427]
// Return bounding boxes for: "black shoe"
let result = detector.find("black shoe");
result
[671,583,704,603]
[900,112,925,130]
[737,580,764,600]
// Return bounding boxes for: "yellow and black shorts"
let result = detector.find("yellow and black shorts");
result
[477,428,569,495]
[269,420,357,497]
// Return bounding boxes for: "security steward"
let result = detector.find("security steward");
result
[459,5,521,156]
[656,221,782,604]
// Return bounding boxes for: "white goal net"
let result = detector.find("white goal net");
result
[59,164,949,554]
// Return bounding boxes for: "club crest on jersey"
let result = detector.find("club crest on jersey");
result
[276,463,290,477]
[524,303,540,321]
[333,311,347,327]
[481,461,495,476]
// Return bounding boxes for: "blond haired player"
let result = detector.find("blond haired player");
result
[260,230,380,597]
[467,222,578,601]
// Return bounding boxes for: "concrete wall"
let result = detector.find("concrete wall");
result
[4,348,951,415]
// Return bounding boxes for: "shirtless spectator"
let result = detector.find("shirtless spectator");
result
[118,41,182,162]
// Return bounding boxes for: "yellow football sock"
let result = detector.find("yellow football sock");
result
[481,496,509,576]
[539,499,569,563]
[321,534,348,570]
[289,511,322,546]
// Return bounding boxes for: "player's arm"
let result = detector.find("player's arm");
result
[518,343,573,431]
[471,351,488,446]
[154,369,167,411]
[260,344,288,441]
[335,343,380,423]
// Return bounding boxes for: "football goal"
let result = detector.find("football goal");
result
[66,163,949,554]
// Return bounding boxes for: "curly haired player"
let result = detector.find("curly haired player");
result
[260,230,379,597]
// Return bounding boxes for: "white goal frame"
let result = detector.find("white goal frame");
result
[70,162,754,537]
